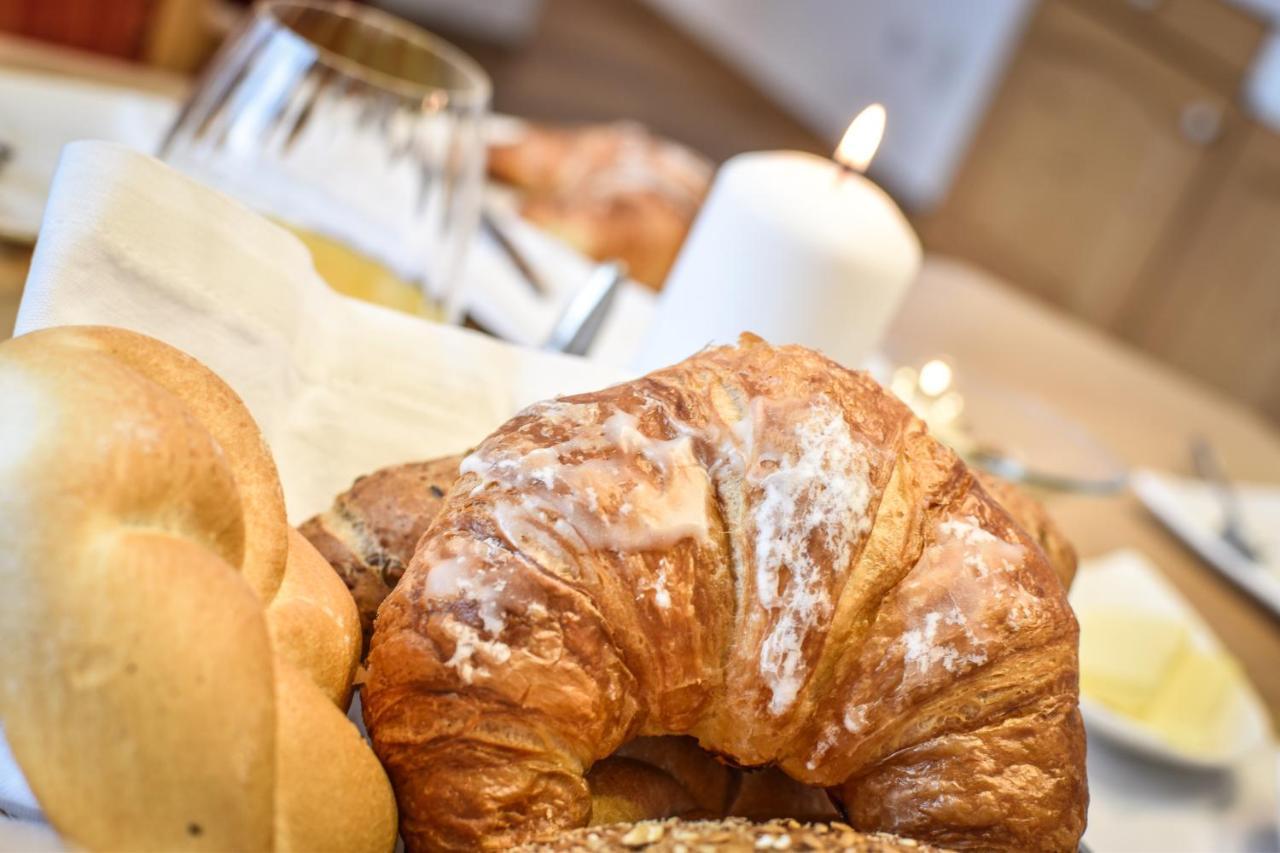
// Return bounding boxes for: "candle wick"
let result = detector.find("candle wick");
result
[833,160,859,187]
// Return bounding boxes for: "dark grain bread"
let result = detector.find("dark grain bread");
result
[299,456,462,649]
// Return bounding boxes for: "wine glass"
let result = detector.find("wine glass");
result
[161,0,490,322]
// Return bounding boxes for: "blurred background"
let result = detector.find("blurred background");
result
[3,0,1279,423]
[2,3,1280,850]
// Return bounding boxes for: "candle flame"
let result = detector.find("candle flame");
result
[917,359,953,397]
[835,103,886,173]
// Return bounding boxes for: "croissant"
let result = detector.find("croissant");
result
[0,326,396,852]
[973,470,1076,589]
[363,336,1087,851]
[488,121,713,288]
[302,458,1075,650]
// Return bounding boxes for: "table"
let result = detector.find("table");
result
[0,33,185,337]
[887,258,1280,731]
[0,245,27,338]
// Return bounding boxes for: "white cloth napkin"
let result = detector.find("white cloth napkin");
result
[1131,468,1280,618]
[16,141,630,521]
[3,139,635,832]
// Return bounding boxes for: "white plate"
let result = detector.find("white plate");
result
[1070,549,1274,770]
[1083,728,1280,853]
[1132,468,1280,619]
[0,68,179,243]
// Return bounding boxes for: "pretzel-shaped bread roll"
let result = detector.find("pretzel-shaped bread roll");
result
[0,326,396,852]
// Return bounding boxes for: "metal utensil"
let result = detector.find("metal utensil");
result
[544,261,626,356]
[1190,435,1261,563]
[481,207,550,297]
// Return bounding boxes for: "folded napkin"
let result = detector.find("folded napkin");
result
[17,141,631,521]
[1131,468,1280,618]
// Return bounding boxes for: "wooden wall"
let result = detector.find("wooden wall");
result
[445,0,828,163]
[916,0,1280,425]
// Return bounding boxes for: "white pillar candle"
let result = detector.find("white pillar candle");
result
[635,107,921,372]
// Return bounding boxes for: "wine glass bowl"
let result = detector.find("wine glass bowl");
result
[161,0,491,321]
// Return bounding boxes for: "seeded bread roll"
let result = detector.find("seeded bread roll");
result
[515,817,947,852]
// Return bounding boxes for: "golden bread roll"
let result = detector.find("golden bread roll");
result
[514,817,947,852]
[488,121,712,288]
[608,736,733,817]
[583,758,698,826]
[363,336,1087,851]
[0,326,396,852]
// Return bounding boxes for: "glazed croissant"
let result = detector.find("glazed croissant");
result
[301,459,1076,651]
[363,336,1087,852]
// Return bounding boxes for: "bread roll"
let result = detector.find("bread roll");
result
[0,326,396,852]
[516,817,947,851]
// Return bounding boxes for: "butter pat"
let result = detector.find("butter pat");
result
[1145,650,1241,753]
[1079,609,1189,715]
[1079,605,1246,757]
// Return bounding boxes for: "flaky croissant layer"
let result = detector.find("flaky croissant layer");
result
[364,336,1087,851]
